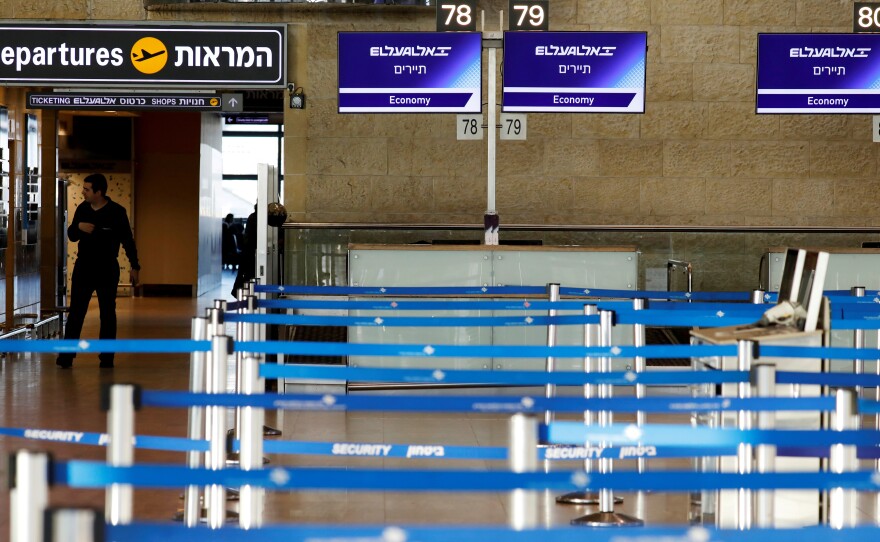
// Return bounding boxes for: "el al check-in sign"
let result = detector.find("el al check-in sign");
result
[502,31,647,113]
[0,23,285,88]
[337,32,482,113]
[757,33,880,113]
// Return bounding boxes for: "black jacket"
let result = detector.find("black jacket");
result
[68,197,140,270]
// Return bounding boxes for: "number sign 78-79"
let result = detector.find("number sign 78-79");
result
[509,0,549,31]
[437,0,477,32]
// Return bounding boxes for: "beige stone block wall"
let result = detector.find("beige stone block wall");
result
[16,0,875,232]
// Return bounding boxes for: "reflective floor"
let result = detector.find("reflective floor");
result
[1,271,878,532]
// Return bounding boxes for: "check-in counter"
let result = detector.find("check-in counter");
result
[691,325,823,528]
[767,247,880,352]
[347,244,639,372]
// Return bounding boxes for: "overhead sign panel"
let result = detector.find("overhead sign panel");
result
[0,23,285,88]
[757,33,880,113]
[27,92,231,111]
[502,31,647,113]
[337,32,482,114]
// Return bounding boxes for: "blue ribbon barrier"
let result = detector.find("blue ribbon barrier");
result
[777,371,880,388]
[102,524,880,542]
[0,426,208,452]
[545,422,880,447]
[225,313,601,328]
[229,307,880,329]
[257,298,771,314]
[140,391,836,414]
[6,423,879,460]
[256,284,769,303]
[252,439,728,461]
[256,285,547,296]
[236,341,736,359]
[3,338,880,364]
[0,338,208,354]
[103,524,880,542]
[55,460,880,491]
[260,364,750,386]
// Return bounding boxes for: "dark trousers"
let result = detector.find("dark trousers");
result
[59,261,120,363]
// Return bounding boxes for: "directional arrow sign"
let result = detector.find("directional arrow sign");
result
[223,93,244,112]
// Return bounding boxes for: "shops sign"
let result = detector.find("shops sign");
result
[0,22,285,88]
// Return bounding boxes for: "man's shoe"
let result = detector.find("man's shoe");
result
[56,357,73,369]
[99,360,115,369]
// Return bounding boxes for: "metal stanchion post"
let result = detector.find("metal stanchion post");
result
[508,414,539,530]
[851,286,866,398]
[239,354,266,529]
[558,304,620,505]
[227,290,249,467]
[206,334,232,528]
[751,289,766,305]
[248,294,281,437]
[632,298,647,474]
[543,283,560,427]
[43,509,103,542]
[177,316,208,525]
[829,388,859,529]
[104,384,138,526]
[572,310,642,526]
[735,340,755,530]
[10,450,51,542]
[752,363,776,528]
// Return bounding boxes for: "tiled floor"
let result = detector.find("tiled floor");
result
[1,272,879,533]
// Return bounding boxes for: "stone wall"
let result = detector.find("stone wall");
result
[2,0,875,231]
[295,0,878,228]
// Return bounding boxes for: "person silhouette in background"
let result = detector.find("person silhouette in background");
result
[232,205,257,298]
[57,173,140,369]
[222,213,241,270]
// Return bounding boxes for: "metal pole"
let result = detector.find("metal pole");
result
[851,286,866,398]
[486,42,496,214]
[228,293,249,467]
[508,414,538,530]
[105,384,137,526]
[43,509,103,542]
[543,283,560,426]
[248,293,281,437]
[752,363,776,528]
[181,316,207,526]
[828,388,859,529]
[735,340,755,530]
[557,304,613,505]
[751,289,766,304]
[632,298,647,474]
[9,450,50,542]
[206,335,231,528]
[571,310,642,526]
[239,355,266,529]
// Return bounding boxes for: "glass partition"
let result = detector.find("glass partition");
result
[281,225,880,292]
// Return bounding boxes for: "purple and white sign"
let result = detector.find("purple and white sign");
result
[337,32,481,114]
[502,31,646,113]
[757,34,880,113]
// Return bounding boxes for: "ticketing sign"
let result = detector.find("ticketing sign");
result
[757,33,880,113]
[337,32,482,113]
[27,92,230,111]
[502,31,647,113]
[0,23,285,88]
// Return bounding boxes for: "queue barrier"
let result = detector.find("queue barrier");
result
[11,282,880,540]
[98,524,880,542]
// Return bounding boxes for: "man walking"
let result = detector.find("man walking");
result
[57,173,140,369]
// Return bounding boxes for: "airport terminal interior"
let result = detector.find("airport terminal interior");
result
[3,0,880,541]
